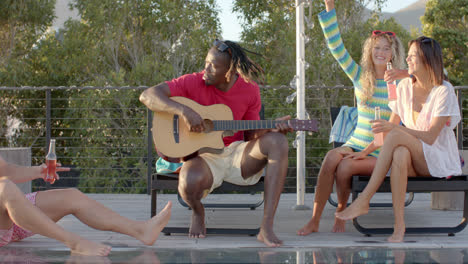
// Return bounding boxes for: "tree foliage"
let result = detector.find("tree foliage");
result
[0,0,221,193]
[422,0,468,85]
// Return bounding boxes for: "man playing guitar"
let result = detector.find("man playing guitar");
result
[140,39,293,247]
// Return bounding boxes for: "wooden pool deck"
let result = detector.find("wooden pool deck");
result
[5,193,468,251]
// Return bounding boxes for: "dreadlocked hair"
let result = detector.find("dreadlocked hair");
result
[223,40,265,84]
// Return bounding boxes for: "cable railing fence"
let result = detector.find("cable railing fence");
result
[1,85,467,194]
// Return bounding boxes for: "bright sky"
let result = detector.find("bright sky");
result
[217,0,419,42]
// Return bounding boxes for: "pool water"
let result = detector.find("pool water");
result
[1,247,467,263]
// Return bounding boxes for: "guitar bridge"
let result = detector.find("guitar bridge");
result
[173,115,179,143]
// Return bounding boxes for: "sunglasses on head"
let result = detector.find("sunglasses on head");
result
[372,30,396,37]
[213,39,231,55]
[421,37,434,44]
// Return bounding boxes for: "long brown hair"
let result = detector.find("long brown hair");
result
[409,36,445,86]
[359,34,405,104]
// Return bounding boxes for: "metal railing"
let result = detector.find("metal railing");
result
[1,85,467,194]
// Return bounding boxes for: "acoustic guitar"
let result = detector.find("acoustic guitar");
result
[152,97,318,159]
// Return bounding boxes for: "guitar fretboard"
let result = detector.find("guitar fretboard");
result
[212,119,316,131]
[213,120,280,131]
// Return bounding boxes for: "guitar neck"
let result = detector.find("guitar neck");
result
[212,120,286,131]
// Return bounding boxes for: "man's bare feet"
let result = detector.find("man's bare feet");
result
[332,217,346,233]
[296,219,319,236]
[189,211,206,238]
[335,199,369,221]
[69,238,111,256]
[139,201,172,245]
[257,227,282,247]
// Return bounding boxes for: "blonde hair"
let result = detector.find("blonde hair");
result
[359,34,405,104]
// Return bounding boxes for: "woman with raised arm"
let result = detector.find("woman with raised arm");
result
[336,36,461,242]
[298,0,407,235]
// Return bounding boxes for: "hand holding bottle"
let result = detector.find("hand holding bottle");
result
[43,139,70,184]
[386,62,397,101]
[373,107,384,147]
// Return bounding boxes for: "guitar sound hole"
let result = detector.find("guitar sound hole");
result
[203,119,214,133]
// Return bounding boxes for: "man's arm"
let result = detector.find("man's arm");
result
[140,82,205,133]
[139,82,184,115]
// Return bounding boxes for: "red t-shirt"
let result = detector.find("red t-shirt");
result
[167,72,261,146]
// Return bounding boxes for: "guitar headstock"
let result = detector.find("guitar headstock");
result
[289,119,319,132]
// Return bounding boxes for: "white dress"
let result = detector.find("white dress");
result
[388,79,461,177]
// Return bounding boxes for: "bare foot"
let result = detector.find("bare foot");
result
[332,217,346,233]
[296,219,319,236]
[70,238,111,256]
[257,227,282,247]
[140,201,172,245]
[189,211,206,238]
[335,199,369,221]
[387,225,405,243]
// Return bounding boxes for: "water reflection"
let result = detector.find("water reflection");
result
[1,247,468,263]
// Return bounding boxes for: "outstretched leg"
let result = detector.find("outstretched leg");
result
[336,129,430,221]
[177,157,213,238]
[241,132,288,247]
[36,188,172,246]
[296,147,352,235]
[0,179,110,256]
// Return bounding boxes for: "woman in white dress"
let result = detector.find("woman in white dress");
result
[335,36,461,243]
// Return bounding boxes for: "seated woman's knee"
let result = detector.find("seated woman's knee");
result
[336,158,357,177]
[321,148,346,168]
[392,146,411,168]
[0,178,17,197]
[384,129,405,145]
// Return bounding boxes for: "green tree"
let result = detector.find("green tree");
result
[1,0,222,193]
[421,0,468,85]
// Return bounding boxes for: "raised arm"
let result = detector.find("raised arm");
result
[318,0,361,83]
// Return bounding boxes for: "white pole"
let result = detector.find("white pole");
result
[294,0,309,210]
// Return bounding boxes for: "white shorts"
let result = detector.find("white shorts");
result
[200,141,264,194]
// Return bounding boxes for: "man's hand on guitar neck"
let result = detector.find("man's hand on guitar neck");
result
[272,115,294,135]
[181,105,205,133]
[247,115,293,140]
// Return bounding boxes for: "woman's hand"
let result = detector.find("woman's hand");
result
[342,151,367,160]
[384,68,409,83]
[371,119,396,134]
[324,0,334,12]
[39,163,70,181]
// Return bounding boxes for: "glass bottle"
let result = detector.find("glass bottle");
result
[374,107,384,147]
[45,139,57,184]
[386,62,397,101]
